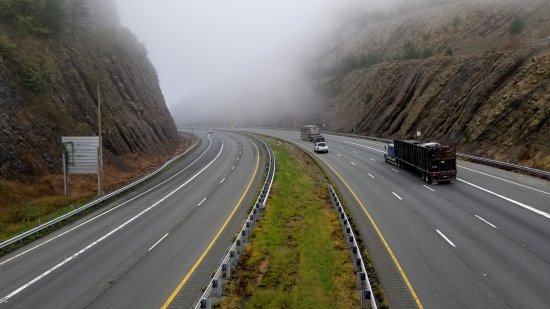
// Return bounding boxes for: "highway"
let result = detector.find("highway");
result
[242,128,550,309]
[0,131,266,309]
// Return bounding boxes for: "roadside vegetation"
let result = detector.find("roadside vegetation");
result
[0,178,85,241]
[218,140,359,308]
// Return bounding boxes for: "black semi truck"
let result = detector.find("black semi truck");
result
[385,140,457,184]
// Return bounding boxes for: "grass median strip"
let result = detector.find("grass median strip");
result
[219,139,359,308]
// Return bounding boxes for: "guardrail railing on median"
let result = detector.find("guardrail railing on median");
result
[194,137,275,309]
[0,138,200,250]
[329,185,377,309]
[321,131,550,180]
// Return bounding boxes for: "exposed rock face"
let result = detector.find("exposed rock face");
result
[0,1,179,182]
[308,0,550,168]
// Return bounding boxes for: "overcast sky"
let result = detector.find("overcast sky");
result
[113,0,380,125]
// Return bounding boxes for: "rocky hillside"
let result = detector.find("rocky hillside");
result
[0,0,179,182]
[308,0,549,169]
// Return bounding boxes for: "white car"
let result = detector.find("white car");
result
[208,129,213,134]
[314,142,328,153]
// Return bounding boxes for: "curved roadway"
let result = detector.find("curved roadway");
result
[0,131,266,309]
[243,128,550,309]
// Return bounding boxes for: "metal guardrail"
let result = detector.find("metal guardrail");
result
[456,153,550,179]
[0,138,200,250]
[194,137,275,309]
[329,185,377,309]
[321,131,550,179]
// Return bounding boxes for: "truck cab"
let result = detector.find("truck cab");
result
[384,143,396,164]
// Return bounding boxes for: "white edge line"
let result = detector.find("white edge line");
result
[458,178,550,219]
[436,229,456,247]
[231,165,235,170]
[422,185,435,192]
[459,165,550,196]
[370,158,376,162]
[337,153,342,157]
[392,192,403,200]
[0,135,216,268]
[475,215,497,229]
[220,177,226,184]
[148,233,170,251]
[198,197,207,206]
[0,139,226,303]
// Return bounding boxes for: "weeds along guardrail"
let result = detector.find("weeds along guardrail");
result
[0,137,200,251]
[194,137,275,309]
[322,131,550,180]
[329,185,377,309]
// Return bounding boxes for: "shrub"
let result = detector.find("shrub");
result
[0,0,69,36]
[509,16,525,34]
[445,47,453,56]
[0,34,15,57]
[452,16,461,28]
[20,66,51,93]
[364,93,373,104]
[421,47,433,59]
[403,40,420,59]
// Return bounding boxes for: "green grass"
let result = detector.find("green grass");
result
[219,140,358,308]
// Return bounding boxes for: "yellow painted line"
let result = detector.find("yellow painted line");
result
[314,154,424,309]
[161,140,260,309]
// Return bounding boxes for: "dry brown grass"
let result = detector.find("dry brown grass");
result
[0,133,195,240]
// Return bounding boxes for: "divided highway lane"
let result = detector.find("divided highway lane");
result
[0,131,265,309]
[243,128,550,309]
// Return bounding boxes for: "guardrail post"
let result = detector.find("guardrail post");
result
[354,257,362,272]
[200,298,211,309]
[241,229,248,243]
[350,246,359,268]
[236,239,243,254]
[361,289,372,308]
[356,271,366,290]
[222,263,231,279]
[230,250,238,265]
[213,278,223,298]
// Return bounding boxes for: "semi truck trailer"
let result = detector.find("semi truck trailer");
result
[385,140,457,184]
[301,125,321,142]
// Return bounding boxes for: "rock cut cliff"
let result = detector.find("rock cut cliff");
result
[0,0,179,182]
[309,0,549,169]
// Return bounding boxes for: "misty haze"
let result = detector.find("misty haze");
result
[115,0,386,126]
[1,0,549,308]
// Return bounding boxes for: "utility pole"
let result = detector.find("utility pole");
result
[97,81,106,196]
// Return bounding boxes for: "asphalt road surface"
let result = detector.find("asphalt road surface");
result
[0,130,266,309]
[242,128,550,309]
